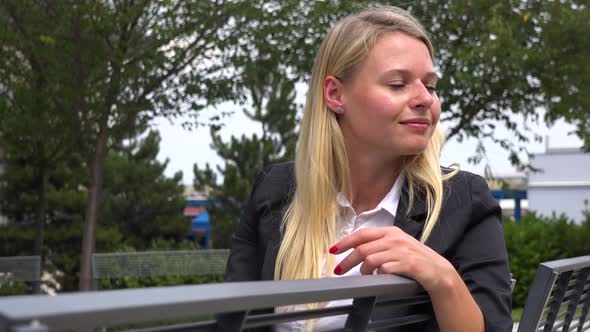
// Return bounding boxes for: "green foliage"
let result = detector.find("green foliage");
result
[44,220,125,292]
[0,282,31,296]
[505,212,590,308]
[0,222,35,256]
[0,0,253,289]
[399,0,588,169]
[0,224,36,296]
[0,129,191,293]
[194,61,299,248]
[527,1,590,151]
[101,131,188,249]
[98,274,224,290]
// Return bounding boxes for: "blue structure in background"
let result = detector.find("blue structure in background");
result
[185,198,220,248]
[192,210,211,248]
[490,190,527,220]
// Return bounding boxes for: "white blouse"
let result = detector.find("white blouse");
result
[275,175,404,331]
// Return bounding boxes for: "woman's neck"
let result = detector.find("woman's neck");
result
[347,151,402,214]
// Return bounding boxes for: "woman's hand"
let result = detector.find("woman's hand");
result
[329,226,457,294]
[330,226,485,331]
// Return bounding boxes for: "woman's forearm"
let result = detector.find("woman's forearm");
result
[429,269,485,332]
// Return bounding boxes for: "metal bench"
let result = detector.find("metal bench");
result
[0,256,41,283]
[0,274,432,331]
[92,249,229,289]
[518,255,590,332]
[0,256,41,293]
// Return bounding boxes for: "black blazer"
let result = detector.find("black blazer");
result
[224,161,512,332]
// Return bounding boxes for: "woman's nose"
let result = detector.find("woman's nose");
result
[409,82,434,110]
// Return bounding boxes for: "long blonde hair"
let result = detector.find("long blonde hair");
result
[275,7,457,282]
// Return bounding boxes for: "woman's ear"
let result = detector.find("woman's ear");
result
[324,75,345,114]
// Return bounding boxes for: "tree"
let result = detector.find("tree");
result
[194,61,299,248]
[0,0,248,290]
[528,1,590,150]
[407,0,590,165]
[0,93,81,292]
[0,128,189,292]
[101,130,188,249]
[0,1,83,292]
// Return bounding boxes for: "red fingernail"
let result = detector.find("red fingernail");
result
[329,246,338,254]
[334,265,342,275]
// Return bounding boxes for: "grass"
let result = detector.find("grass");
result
[512,307,523,322]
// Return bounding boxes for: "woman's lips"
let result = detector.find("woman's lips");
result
[403,123,429,130]
[400,118,430,130]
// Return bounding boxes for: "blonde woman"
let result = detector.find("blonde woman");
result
[223,6,512,332]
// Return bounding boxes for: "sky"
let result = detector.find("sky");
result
[154,98,584,185]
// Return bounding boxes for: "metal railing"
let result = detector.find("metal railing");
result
[0,274,432,332]
[518,255,590,332]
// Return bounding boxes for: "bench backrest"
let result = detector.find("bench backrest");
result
[0,274,433,331]
[518,255,590,332]
[92,249,229,283]
[0,256,41,283]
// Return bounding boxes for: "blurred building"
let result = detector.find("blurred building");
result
[528,147,590,223]
[487,174,528,220]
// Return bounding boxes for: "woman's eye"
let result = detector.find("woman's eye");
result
[388,84,405,90]
[426,86,437,93]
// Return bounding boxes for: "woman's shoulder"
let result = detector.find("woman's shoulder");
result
[251,161,295,205]
[439,167,495,209]
[441,166,490,191]
[259,161,295,188]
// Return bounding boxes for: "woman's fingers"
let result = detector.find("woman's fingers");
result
[358,250,398,275]
[377,261,406,275]
[330,227,386,255]
[329,225,456,293]
[335,239,393,275]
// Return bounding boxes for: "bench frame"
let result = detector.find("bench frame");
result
[518,255,590,332]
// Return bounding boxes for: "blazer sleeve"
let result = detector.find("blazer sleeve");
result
[452,175,513,332]
[224,167,269,282]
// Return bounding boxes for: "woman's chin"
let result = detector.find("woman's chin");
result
[400,142,430,156]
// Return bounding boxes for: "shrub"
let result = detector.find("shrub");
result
[505,211,590,308]
[98,274,224,290]
[0,281,32,296]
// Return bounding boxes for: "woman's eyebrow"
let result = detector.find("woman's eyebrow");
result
[383,68,439,81]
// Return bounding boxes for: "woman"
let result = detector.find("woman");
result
[224,6,512,332]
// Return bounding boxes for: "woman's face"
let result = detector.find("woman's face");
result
[338,32,441,160]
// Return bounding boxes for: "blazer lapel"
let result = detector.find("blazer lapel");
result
[394,184,428,240]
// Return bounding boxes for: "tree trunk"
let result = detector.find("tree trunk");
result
[79,125,108,291]
[33,168,48,294]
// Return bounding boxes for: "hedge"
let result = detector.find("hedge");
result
[504,210,590,308]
